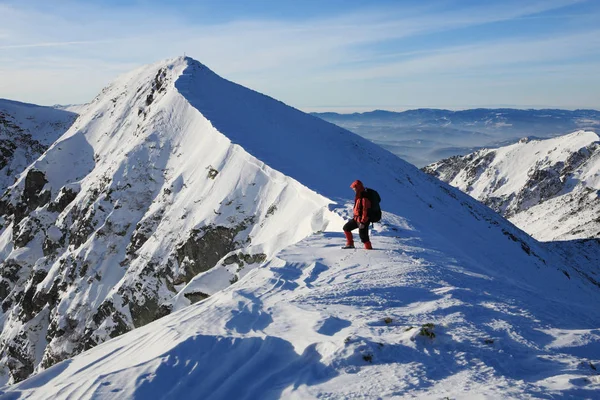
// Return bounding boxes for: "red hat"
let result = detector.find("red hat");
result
[350,180,365,192]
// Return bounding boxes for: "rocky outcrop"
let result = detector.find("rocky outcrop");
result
[175,219,255,284]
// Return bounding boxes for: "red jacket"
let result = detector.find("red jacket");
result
[351,180,371,224]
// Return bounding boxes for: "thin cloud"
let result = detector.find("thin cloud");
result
[306,29,600,82]
[0,40,112,49]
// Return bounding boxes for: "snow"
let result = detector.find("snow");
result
[0,99,77,147]
[427,130,600,240]
[451,130,599,199]
[0,98,76,195]
[52,104,89,115]
[2,216,599,399]
[1,57,599,397]
[509,189,600,241]
[1,57,389,384]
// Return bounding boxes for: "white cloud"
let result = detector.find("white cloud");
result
[309,30,600,82]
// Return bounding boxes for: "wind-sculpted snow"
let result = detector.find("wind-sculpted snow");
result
[425,131,600,240]
[0,57,599,395]
[2,213,600,399]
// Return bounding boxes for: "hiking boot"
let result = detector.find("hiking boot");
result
[342,244,355,249]
[364,241,373,250]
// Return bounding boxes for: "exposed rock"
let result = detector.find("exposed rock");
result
[34,278,61,311]
[183,291,209,304]
[20,270,49,322]
[61,300,133,360]
[13,216,42,248]
[0,260,22,283]
[23,169,49,210]
[48,187,78,213]
[143,68,168,108]
[42,225,66,256]
[207,166,219,180]
[424,151,496,186]
[509,166,564,216]
[0,139,17,170]
[174,218,255,284]
[0,279,10,300]
[6,333,34,383]
[129,297,172,328]
[223,252,267,268]
[126,208,165,257]
[69,205,97,249]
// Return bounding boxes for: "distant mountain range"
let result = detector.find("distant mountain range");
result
[313,109,600,167]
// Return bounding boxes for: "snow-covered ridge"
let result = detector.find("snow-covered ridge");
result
[424,130,600,240]
[0,99,77,197]
[0,57,599,397]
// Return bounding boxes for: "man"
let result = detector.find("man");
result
[343,180,373,250]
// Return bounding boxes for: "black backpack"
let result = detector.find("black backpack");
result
[365,188,382,222]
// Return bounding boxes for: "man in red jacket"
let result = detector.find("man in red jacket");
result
[343,180,373,250]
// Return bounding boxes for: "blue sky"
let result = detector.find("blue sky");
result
[1,0,599,111]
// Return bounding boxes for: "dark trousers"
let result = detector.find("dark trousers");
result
[343,219,370,243]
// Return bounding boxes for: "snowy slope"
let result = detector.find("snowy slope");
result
[1,57,599,396]
[425,131,600,241]
[0,99,77,196]
[52,104,89,115]
[2,213,600,399]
